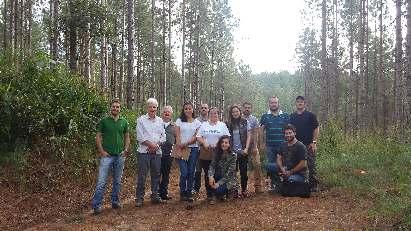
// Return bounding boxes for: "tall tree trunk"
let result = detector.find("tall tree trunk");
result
[167,0,172,105]
[68,0,77,72]
[394,0,403,125]
[100,35,108,92]
[151,0,155,98]
[126,0,134,109]
[84,22,91,83]
[182,0,187,101]
[406,0,411,122]
[161,0,167,106]
[9,0,15,52]
[50,0,59,61]
[26,0,32,54]
[320,0,327,122]
[379,0,388,133]
[119,0,126,103]
[3,0,7,50]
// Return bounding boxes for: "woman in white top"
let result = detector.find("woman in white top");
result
[196,107,230,202]
[174,102,202,202]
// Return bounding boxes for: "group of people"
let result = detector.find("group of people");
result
[91,95,319,214]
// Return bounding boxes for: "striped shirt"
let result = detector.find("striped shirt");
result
[260,112,289,147]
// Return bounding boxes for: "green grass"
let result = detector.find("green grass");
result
[317,122,411,229]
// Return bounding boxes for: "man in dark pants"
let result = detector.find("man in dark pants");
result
[159,106,176,200]
[290,96,320,192]
[193,103,209,198]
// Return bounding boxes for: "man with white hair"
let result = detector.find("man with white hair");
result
[135,98,166,207]
[159,105,176,200]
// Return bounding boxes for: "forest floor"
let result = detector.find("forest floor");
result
[1,165,378,231]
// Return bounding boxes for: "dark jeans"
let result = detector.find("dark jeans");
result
[135,153,161,202]
[159,155,173,198]
[307,147,318,188]
[193,159,212,198]
[237,152,248,192]
[211,173,228,196]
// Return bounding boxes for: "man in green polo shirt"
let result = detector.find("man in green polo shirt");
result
[92,99,130,215]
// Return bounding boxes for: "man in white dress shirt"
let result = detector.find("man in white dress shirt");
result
[135,98,166,207]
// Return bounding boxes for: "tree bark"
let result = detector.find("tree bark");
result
[394,0,403,125]
[126,0,134,109]
[406,0,411,123]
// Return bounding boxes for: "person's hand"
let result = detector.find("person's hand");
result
[284,170,292,177]
[178,143,186,149]
[309,142,317,154]
[203,142,210,150]
[121,149,129,157]
[242,148,248,156]
[100,150,110,157]
[209,177,215,187]
[148,144,159,154]
[213,182,219,189]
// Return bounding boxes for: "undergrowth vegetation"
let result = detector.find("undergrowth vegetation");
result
[317,121,411,229]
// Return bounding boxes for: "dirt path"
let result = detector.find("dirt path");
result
[2,167,373,230]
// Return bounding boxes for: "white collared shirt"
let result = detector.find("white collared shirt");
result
[136,114,166,154]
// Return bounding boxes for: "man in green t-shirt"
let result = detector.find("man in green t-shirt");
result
[92,99,130,215]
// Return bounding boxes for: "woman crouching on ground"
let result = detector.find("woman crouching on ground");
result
[208,135,238,205]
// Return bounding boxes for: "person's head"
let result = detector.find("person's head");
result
[284,124,297,143]
[208,107,219,123]
[268,96,280,113]
[162,105,173,122]
[146,98,158,118]
[110,98,121,117]
[295,96,306,111]
[200,103,209,117]
[216,135,232,154]
[242,102,252,117]
[229,105,242,124]
[180,102,195,122]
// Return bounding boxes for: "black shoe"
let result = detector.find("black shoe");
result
[112,202,122,209]
[161,195,173,200]
[151,197,166,204]
[135,201,143,207]
[93,207,102,215]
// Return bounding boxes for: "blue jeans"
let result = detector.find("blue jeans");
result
[265,163,305,183]
[177,147,199,196]
[265,145,280,164]
[92,155,125,209]
[211,174,228,196]
[135,153,162,202]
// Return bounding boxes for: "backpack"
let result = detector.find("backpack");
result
[279,181,311,198]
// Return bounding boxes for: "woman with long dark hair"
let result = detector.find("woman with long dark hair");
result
[174,102,202,202]
[208,135,237,205]
[226,105,251,197]
[196,107,230,204]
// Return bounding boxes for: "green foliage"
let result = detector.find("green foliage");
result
[0,52,107,165]
[317,121,411,228]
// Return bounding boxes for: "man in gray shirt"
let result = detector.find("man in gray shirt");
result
[243,102,263,193]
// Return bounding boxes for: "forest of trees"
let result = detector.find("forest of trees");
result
[0,0,246,118]
[1,0,411,131]
[297,0,411,133]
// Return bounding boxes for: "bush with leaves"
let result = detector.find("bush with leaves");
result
[0,53,107,168]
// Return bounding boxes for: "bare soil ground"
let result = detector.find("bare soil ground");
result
[1,165,374,231]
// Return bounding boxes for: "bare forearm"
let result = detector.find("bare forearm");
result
[291,160,307,173]
[124,133,130,151]
[96,133,105,153]
[313,127,319,141]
